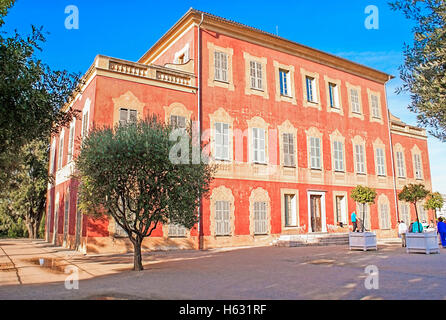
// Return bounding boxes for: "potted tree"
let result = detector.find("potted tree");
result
[348,185,378,251]
[399,184,439,254]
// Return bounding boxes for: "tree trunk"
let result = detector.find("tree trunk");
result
[132,236,144,271]
[362,203,366,232]
[413,202,421,232]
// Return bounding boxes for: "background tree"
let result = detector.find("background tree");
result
[0,0,81,188]
[0,138,50,238]
[424,191,444,220]
[389,0,446,141]
[350,185,377,232]
[398,183,430,232]
[76,116,214,271]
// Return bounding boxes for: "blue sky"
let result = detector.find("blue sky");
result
[3,0,446,193]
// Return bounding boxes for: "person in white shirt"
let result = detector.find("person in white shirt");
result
[398,220,408,247]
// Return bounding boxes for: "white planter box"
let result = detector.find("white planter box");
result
[406,232,440,254]
[349,232,377,251]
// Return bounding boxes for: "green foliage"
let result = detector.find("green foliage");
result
[0,0,81,188]
[350,185,377,205]
[398,183,430,204]
[424,191,444,211]
[389,0,446,141]
[0,139,49,239]
[75,116,215,270]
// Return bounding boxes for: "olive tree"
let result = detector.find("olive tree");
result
[75,116,214,271]
[350,185,377,232]
[398,184,430,232]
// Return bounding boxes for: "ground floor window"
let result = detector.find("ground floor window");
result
[215,201,230,236]
[284,194,297,227]
[168,223,187,238]
[254,202,268,235]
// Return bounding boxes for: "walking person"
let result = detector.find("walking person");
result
[398,220,408,247]
[437,217,446,248]
[351,211,357,232]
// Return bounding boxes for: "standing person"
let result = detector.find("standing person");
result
[437,217,446,248]
[398,220,408,247]
[411,219,424,233]
[351,211,357,232]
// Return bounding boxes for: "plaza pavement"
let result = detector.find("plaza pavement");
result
[0,238,445,300]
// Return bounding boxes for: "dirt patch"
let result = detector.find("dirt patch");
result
[0,262,15,272]
[307,259,336,265]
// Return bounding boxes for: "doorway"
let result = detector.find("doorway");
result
[307,191,327,233]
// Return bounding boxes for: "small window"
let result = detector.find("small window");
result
[284,194,297,227]
[376,148,386,176]
[252,128,266,163]
[328,83,340,109]
[355,144,366,174]
[119,108,137,126]
[254,202,268,235]
[170,115,186,129]
[282,133,295,167]
[58,134,64,170]
[396,151,406,178]
[67,123,75,163]
[309,137,321,170]
[414,154,423,180]
[306,76,316,103]
[215,122,229,161]
[333,141,344,172]
[400,204,410,225]
[250,61,263,90]
[82,112,89,140]
[380,204,390,230]
[350,89,361,114]
[215,201,230,236]
[371,95,380,118]
[279,69,290,96]
[214,51,228,82]
[168,223,187,238]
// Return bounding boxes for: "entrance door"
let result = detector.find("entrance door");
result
[310,195,322,232]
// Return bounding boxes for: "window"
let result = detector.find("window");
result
[371,94,380,118]
[63,191,70,240]
[58,133,64,170]
[279,69,290,96]
[306,76,316,102]
[282,133,295,167]
[250,61,263,90]
[376,148,386,176]
[168,223,187,238]
[254,202,268,235]
[82,111,89,139]
[309,137,321,169]
[170,115,186,129]
[350,88,361,113]
[214,51,228,82]
[49,141,56,174]
[215,201,230,236]
[414,154,423,179]
[380,203,390,229]
[400,204,410,225]
[396,151,406,178]
[215,122,229,161]
[328,83,340,108]
[252,128,266,163]
[335,196,347,225]
[333,141,344,172]
[355,144,366,174]
[119,108,137,126]
[67,122,75,163]
[357,203,370,230]
[284,194,297,227]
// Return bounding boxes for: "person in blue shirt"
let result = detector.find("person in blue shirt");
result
[410,219,424,233]
[351,211,357,232]
[437,217,446,248]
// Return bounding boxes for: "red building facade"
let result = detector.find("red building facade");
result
[46,9,433,253]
